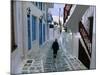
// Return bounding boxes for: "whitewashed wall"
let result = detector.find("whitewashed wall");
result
[21,2,44,58]
[81,6,96,69]
[11,1,47,73]
[82,6,95,33]
[71,6,96,64]
[11,1,24,74]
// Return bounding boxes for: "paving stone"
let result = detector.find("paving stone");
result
[44,65,52,69]
[22,70,29,74]
[26,60,33,63]
[22,67,29,70]
[29,67,35,70]
[44,68,52,72]
[57,67,65,72]
[24,63,31,67]
[20,37,87,74]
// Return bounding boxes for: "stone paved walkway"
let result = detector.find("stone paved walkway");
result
[43,47,73,73]
[20,32,87,74]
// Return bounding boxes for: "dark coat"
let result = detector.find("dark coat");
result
[52,41,59,54]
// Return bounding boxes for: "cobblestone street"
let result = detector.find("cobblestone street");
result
[11,2,96,74]
[21,35,87,74]
[43,47,73,72]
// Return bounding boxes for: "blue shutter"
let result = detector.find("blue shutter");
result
[43,24,45,42]
[34,17,36,40]
[27,15,31,50]
[39,19,42,45]
[32,16,36,41]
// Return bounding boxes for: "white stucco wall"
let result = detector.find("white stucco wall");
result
[82,6,95,33]
[81,6,96,69]
[21,2,43,58]
[21,2,50,59]
[72,33,79,58]
[11,1,54,74]
[67,5,89,58]
[11,1,24,74]
[90,6,96,69]
[66,5,89,33]
[71,6,96,65]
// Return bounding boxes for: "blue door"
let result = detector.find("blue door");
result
[43,24,45,42]
[39,19,42,45]
[32,16,36,41]
[27,15,31,50]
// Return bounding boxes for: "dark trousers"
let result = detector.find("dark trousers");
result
[53,50,58,58]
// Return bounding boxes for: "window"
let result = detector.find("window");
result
[32,15,36,41]
[39,2,42,10]
[35,2,38,6]
[43,3,45,11]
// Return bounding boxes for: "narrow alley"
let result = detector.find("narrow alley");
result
[20,31,87,74]
[11,1,96,74]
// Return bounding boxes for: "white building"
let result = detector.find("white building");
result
[11,1,96,74]
[11,1,54,74]
[63,5,96,69]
